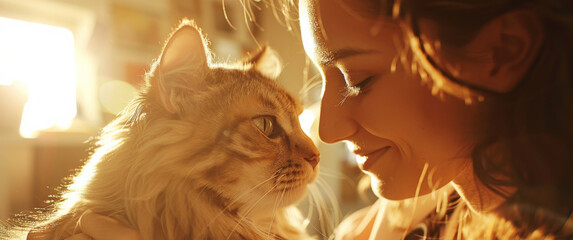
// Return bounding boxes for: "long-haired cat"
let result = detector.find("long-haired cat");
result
[3,19,319,240]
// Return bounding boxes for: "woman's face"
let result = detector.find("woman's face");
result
[299,0,483,200]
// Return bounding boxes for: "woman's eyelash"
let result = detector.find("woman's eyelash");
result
[338,76,375,106]
[343,76,375,98]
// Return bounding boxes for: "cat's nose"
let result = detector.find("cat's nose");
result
[294,134,320,169]
[304,154,319,169]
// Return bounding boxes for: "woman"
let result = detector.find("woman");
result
[59,0,573,239]
[298,0,573,238]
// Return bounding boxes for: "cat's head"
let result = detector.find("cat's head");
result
[132,20,319,217]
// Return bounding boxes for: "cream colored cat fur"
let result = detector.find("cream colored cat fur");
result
[3,19,320,240]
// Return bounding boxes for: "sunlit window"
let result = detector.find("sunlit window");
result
[0,17,77,138]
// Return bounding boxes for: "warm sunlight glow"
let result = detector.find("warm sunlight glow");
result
[0,17,77,138]
[56,141,109,219]
[99,80,138,115]
[298,109,315,137]
[344,141,356,152]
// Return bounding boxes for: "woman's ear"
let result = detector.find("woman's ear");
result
[454,10,546,93]
[424,10,546,94]
[247,46,282,79]
[488,10,545,92]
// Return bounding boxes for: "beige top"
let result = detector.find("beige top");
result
[335,185,455,240]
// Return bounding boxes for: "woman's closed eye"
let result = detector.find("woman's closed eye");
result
[343,76,376,98]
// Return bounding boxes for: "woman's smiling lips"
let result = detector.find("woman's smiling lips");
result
[354,146,392,171]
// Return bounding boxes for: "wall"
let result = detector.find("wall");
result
[0,0,172,219]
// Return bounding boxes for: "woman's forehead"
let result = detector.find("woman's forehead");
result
[339,0,390,17]
[299,0,400,66]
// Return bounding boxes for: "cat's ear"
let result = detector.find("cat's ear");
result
[248,46,282,79]
[152,20,210,114]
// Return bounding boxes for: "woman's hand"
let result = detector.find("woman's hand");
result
[66,211,141,240]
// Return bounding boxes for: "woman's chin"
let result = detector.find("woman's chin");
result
[369,175,418,201]
[369,174,451,201]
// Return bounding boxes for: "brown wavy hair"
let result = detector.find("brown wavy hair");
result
[368,0,573,237]
[403,0,573,224]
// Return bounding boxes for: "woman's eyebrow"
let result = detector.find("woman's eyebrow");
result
[320,48,374,66]
[340,0,387,17]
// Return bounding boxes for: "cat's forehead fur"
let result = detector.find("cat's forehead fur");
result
[201,66,302,126]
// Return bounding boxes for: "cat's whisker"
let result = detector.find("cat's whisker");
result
[200,172,286,238]
[317,168,351,179]
[300,73,322,98]
[317,177,342,223]
[314,189,332,238]
[271,167,287,179]
[306,185,323,236]
[305,184,332,239]
[325,178,343,237]
[268,182,288,239]
[303,178,341,239]
[225,173,287,240]
[268,187,282,236]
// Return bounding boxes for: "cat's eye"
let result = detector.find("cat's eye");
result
[253,116,279,138]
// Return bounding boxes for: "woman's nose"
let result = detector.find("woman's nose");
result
[318,74,357,144]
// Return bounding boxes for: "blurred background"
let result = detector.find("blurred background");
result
[0,0,370,236]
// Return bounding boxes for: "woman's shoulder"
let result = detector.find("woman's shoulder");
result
[334,186,457,240]
[485,201,573,239]
[333,201,380,240]
[452,199,573,240]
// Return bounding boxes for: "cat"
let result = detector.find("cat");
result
[3,19,320,240]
